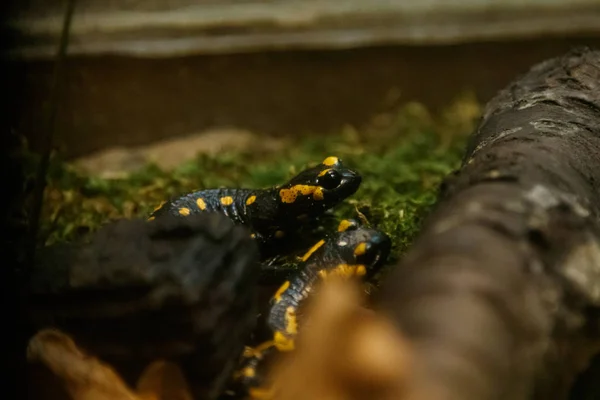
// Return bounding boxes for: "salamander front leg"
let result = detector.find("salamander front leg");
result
[231,341,279,400]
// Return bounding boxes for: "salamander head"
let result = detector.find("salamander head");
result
[276,156,361,217]
[304,219,391,279]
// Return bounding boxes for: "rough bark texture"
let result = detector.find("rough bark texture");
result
[28,213,260,400]
[376,47,600,400]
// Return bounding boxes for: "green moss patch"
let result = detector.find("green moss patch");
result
[36,94,481,267]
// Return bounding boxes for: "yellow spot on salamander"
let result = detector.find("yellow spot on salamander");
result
[274,331,295,352]
[196,197,206,210]
[285,306,298,334]
[220,196,234,206]
[318,264,366,280]
[313,187,324,201]
[318,168,331,177]
[301,239,325,262]
[178,207,191,216]
[273,281,290,303]
[337,219,354,232]
[275,230,285,238]
[356,265,367,276]
[279,185,318,203]
[322,156,339,166]
[246,195,257,205]
[354,242,367,256]
[273,306,299,351]
[243,367,256,378]
[250,233,257,239]
[147,216,155,221]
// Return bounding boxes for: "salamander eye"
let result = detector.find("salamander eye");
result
[317,169,342,190]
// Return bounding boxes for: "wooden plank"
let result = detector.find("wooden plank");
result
[3,0,600,59]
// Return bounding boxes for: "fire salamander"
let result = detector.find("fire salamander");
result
[149,156,361,251]
[267,218,391,351]
[229,219,391,399]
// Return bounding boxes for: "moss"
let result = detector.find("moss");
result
[36,93,481,268]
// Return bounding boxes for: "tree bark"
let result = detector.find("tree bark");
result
[376,46,600,400]
[28,213,260,400]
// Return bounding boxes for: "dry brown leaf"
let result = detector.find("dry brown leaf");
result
[136,361,193,400]
[267,278,418,400]
[27,329,192,400]
[27,329,143,400]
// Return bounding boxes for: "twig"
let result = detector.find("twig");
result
[26,0,77,270]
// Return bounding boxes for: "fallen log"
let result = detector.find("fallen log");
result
[28,213,260,400]
[375,46,600,400]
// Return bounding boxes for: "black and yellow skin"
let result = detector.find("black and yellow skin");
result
[229,342,278,400]
[228,219,392,399]
[266,219,391,352]
[149,156,361,251]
